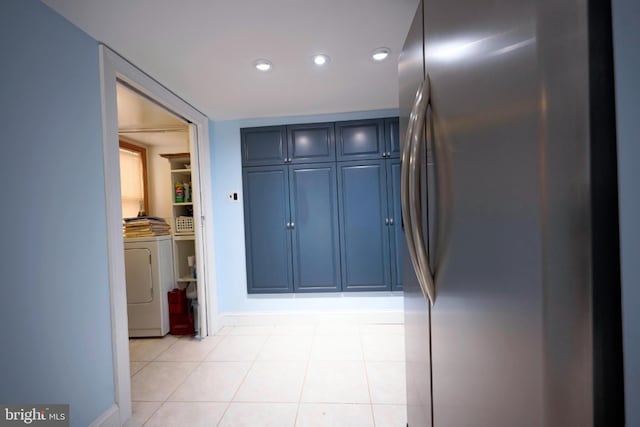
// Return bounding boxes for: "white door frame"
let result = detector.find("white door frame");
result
[99,44,218,425]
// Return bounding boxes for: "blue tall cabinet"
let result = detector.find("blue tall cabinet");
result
[335,117,403,291]
[243,166,292,293]
[289,163,341,292]
[242,117,402,294]
[242,124,340,293]
[337,160,391,291]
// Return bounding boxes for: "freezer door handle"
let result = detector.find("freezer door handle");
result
[401,77,437,305]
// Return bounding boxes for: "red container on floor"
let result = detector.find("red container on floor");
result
[170,313,195,335]
[168,288,188,314]
[168,288,194,335]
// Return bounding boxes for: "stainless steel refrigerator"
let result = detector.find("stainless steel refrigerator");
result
[399,0,624,425]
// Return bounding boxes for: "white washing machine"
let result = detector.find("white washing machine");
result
[124,235,175,337]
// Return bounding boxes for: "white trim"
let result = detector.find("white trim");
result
[218,310,404,326]
[99,45,218,426]
[99,46,131,426]
[89,404,120,427]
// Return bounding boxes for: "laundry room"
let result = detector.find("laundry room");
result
[116,82,202,339]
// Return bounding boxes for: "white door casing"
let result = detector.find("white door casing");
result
[98,44,218,425]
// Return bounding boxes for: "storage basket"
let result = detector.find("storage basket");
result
[175,216,194,233]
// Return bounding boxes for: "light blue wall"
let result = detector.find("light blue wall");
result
[612,0,640,424]
[0,1,114,426]
[210,109,404,314]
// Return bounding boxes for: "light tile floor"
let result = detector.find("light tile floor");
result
[127,322,407,426]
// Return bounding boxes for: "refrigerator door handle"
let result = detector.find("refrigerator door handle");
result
[401,77,437,305]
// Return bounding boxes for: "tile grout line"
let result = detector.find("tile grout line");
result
[360,328,377,427]
[214,402,233,427]
[134,336,189,426]
[217,328,273,424]
[215,327,264,427]
[139,402,162,427]
[152,336,182,362]
[129,361,150,380]
[145,334,221,423]
[143,332,236,426]
[159,340,204,409]
[293,326,318,426]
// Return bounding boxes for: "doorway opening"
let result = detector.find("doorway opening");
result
[99,45,218,425]
[117,81,200,336]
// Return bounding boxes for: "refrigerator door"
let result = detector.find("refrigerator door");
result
[423,0,545,425]
[400,2,433,426]
[402,0,623,425]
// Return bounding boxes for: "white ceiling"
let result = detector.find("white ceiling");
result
[42,0,419,121]
[117,83,187,131]
[117,83,188,147]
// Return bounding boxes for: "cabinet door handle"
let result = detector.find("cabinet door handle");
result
[385,218,390,225]
[382,152,387,158]
[286,222,291,228]
[290,222,295,229]
[389,218,394,225]
[284,158,288,163]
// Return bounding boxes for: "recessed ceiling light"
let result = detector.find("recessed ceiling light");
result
[254,59,272,72]
[313,54,330,66]
[371,47,391,61]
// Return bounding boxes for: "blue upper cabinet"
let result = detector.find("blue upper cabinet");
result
[241,126,287,166]
[338,160,391,291]
[243,166,293,293]
[287,123,336,163]
[387,159,403,290]
[335,119,386,161]
[385,117,401,159]
[288,163,341,292]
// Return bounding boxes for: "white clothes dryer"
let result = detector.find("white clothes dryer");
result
[124,235,174,337]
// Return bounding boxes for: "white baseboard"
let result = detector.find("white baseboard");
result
[218,310,404,327]
[89,404,119,427]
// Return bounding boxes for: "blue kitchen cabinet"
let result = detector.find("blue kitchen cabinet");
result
[242,124,335,166]
[242,117,401,294]
[287,123,336,163]
[241,126,287,166]
[243,163,342,294]
[385,117,401,159]
[243,166,293,293]
[387,159,403,290]
[289,163,341,291]
[338,160,391,291]
[335,119,386,161]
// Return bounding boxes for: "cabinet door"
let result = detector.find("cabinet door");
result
[243,166,293,293]
[241,126,287,166]
[287,123,336,163]
[338,160,391,291]
[335,119,385,161]
[387,159,403,290]
[385,117,401,158]
[289,163,341,292]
